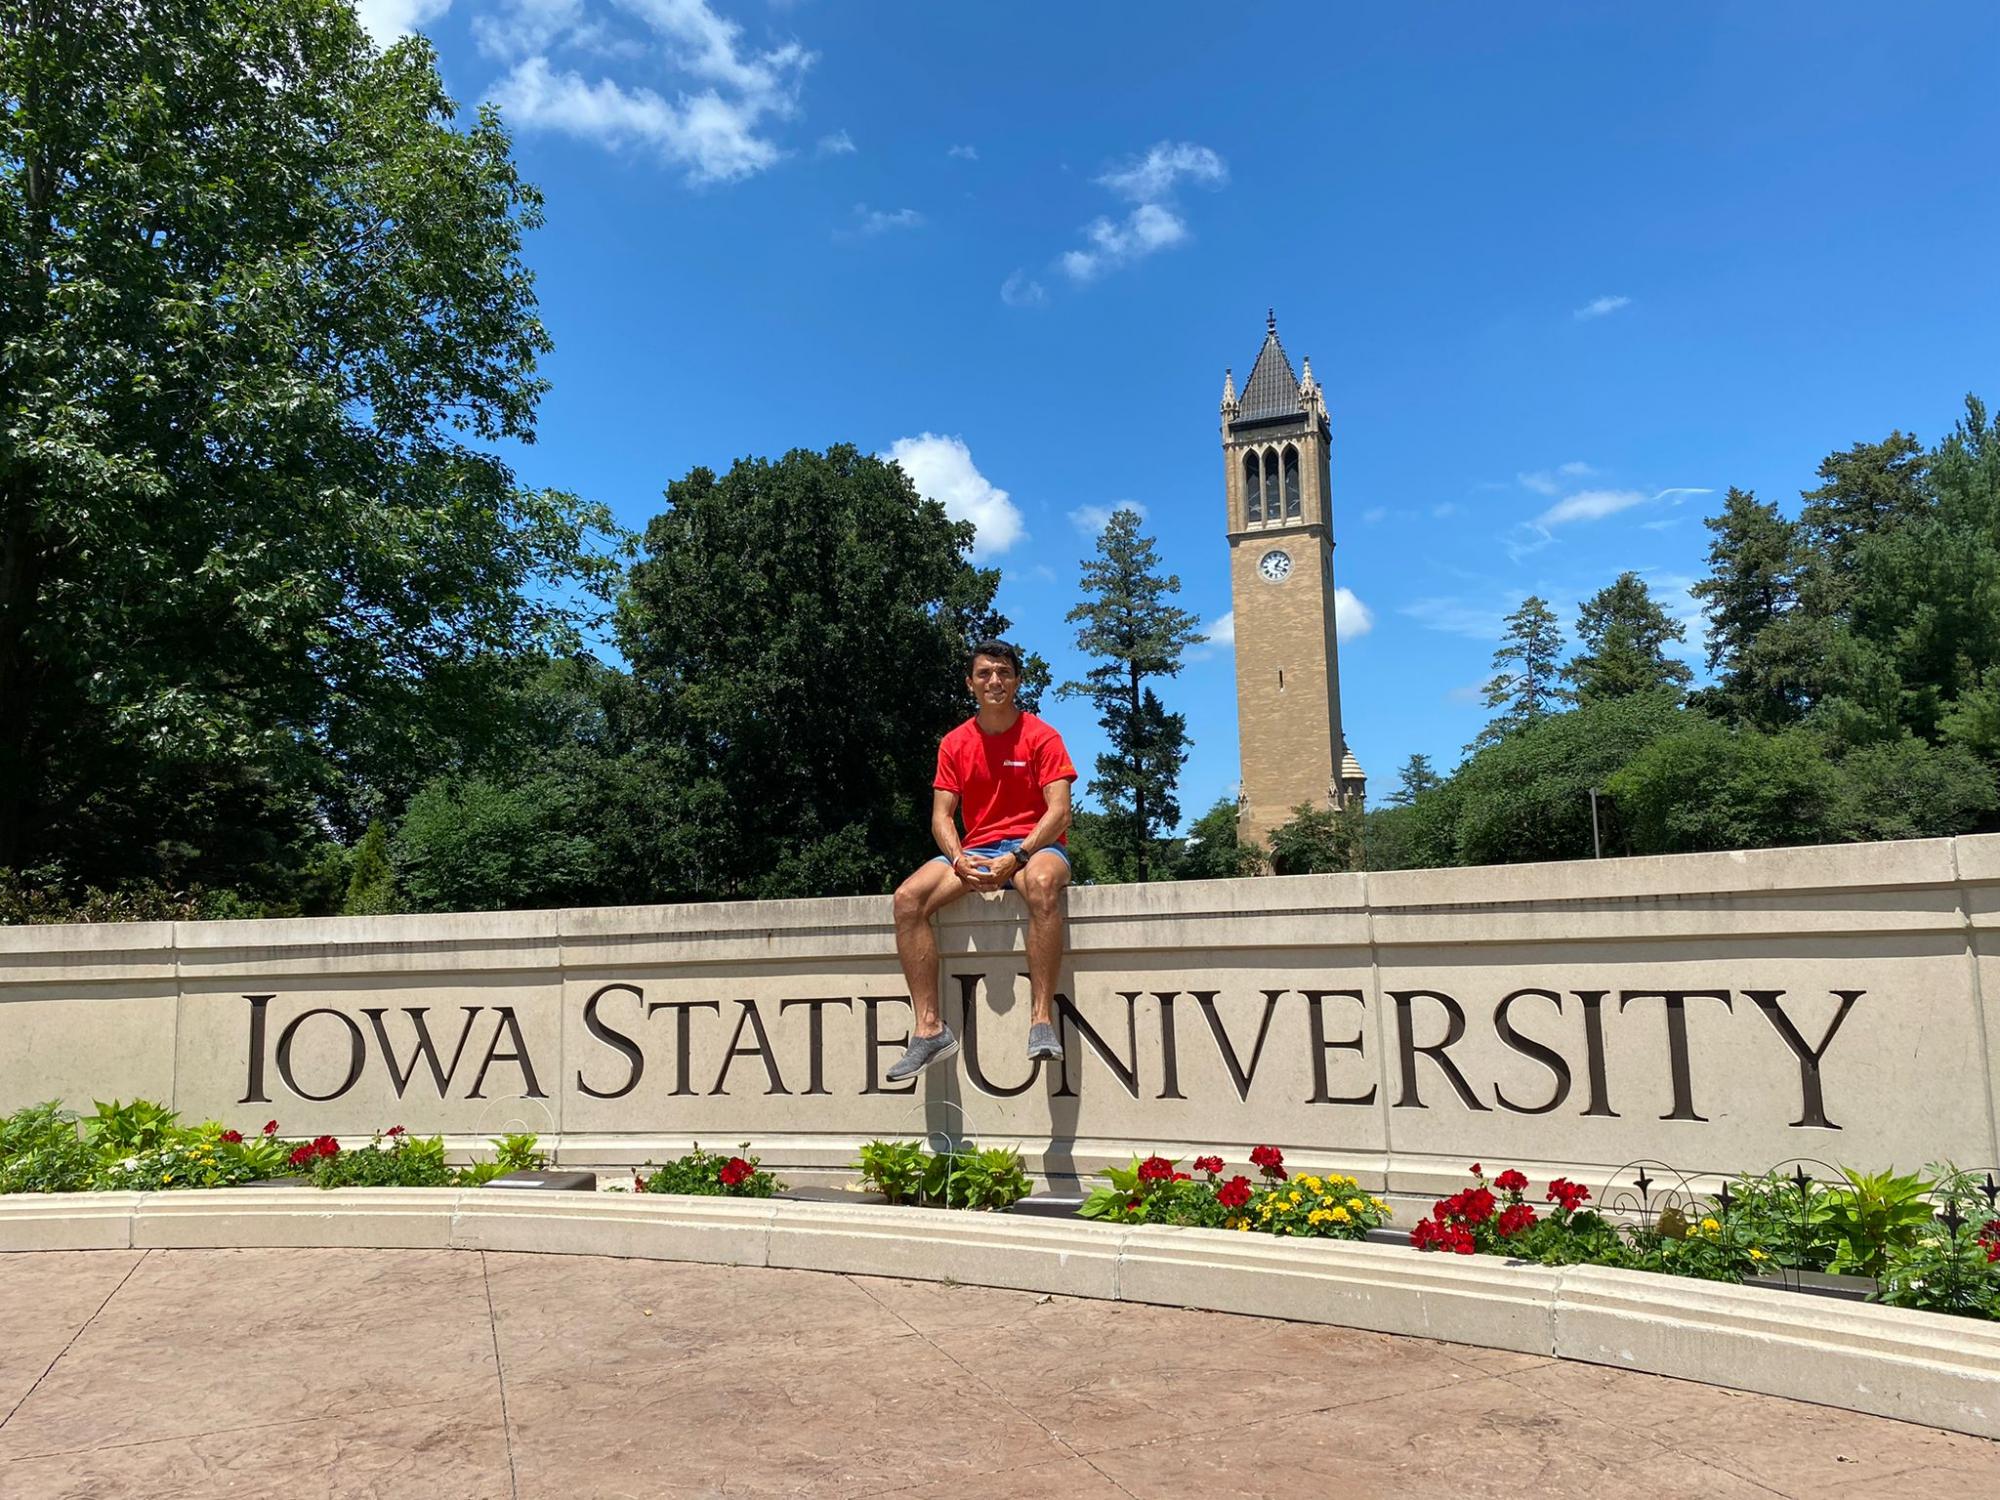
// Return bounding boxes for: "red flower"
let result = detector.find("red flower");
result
[1217,1175,1253,1210]
[1126,1197,1141,1212]
[1546,1179,1590,1214]
[1137,1155,1174,1183]
[1192,1155,1225,1176]
[1171,1171,1191,1182]
[718,1157,754,1188]
[1494,1169,1528,1194]
[262,1120,279,1136]
[1249,1145,1287,1181]
[1469,1164,1482,1177]
[1411,1218,1476,1254]
[1497,1203,1538,1238]
[288,1144,312,1167]
[385,1125,406,1139]
[220,1129,243,1144]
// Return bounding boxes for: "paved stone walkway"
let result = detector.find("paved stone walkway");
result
[2,1249,1998,1498]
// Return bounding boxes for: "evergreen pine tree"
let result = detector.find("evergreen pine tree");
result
[1472,596,1568,749]
[1563,573,1693,705]
[342,821,398,915]
[1388,753,1442,806]
[1059,508,1204,881]
[1689,488,1803,726]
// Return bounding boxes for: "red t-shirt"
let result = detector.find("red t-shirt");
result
[933,712,1078,849]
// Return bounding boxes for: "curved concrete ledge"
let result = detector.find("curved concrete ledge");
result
[4,1189,1997,1442]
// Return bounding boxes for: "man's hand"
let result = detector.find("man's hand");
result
[953,850,1015,891]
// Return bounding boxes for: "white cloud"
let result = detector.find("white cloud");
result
[1536,488,1649,527]
[1335,587,1373,643]
[472,0,580,58]
[489,0,812,185]
[1360,506,1387,524]
[948,143,979,160]
[1575,295,1632,320]
[1068,501,1148,537]
[1402,597,1508,640]
[841,203,922,237]
[1000,270,1046,308]
[883,434,1026,558]
[355,0,451,44]
[816,129,855,155]
[1098,141,1227,202]
[1517,460,1596,496]
[1186,608,1233,662]
[1059,140,1226,284]
[1431,501,1461,519]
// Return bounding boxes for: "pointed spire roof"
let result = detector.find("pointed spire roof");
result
[1237,308,1303,422]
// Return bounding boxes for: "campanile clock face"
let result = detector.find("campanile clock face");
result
[1258,549,1293,583]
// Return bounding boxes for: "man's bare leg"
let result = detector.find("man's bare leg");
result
[891,859,975,1037]
[1015,852,1072,1029]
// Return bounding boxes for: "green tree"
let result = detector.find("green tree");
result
[0,2,614,898]
[1607,719,1847,855]
[617,446,1013,900]
[1473,596,1568,749]
[1451,693,1684,865]
[1563,572,1693,705]
[1173,796,1265,880]
[1689,488,1804,727]
[1059,507,1204,881]
[342,822,398,915]
[1798,430,1930,590]
[1388,753,1443,806]
[1267,802,1363,876]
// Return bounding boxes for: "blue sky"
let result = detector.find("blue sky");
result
[360,1,1999,826]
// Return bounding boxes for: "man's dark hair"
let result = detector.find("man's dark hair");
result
[966,638,1022,676]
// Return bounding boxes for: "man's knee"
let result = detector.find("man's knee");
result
[1017,863,1067,915]
[892,872,932,923]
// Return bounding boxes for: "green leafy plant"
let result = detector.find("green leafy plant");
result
[1714,1169,1838,1271]
[0,1101,96,1194]
[856,1139,929,1204]
[637,1143,781,1198]
[84,1098,181,1157]
[922,1147,1033,1211]
[309,1128,451,1189]
[454,1132,550,1186]
[1876,1165,2000,1319]
[1822,1167,1937,1278]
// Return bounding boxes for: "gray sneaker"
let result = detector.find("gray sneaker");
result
[1027,1022,1064,1061]
[886,1026,960,1081]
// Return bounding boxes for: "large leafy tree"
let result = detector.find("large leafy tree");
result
[1059,507,1203,881]
[1563,572,1692,705]
[617,445,1012,900]
[1472,595,1568,749]
[0,1,612,894]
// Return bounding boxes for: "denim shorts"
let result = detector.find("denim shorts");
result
[932,837,1070,889]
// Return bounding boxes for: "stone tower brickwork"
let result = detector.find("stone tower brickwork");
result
[1221,311,1365,849]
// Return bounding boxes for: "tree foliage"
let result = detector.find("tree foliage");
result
[0,1,613,903]
[1564,572,1692,705]
[617,445,1014,900]
[1059,507,1203,880]
[1473,596,1568,749]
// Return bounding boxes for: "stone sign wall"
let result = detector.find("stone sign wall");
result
[5,836,1999,1200]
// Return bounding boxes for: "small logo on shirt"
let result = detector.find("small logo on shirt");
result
[1004,759,1028,767]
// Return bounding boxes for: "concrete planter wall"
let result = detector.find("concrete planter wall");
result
[3,1189,1997,1442]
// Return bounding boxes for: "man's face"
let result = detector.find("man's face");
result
[966,654,1020,712]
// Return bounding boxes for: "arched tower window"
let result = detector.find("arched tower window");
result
[1282,445,1301,519]
[1242,451,1261,524]
[1261,449,1280,521]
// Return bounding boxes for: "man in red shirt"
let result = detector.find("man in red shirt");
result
[886,639,1078,1080]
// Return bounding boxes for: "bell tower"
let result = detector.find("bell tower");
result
[1222,310,1365,849]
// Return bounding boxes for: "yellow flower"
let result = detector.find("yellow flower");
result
[1370,1197,1389,1212]
[1701,1217,1721,1234]
[1288,1191,1301,1206]
[1346,1197,1366,1212]
[1308,1209,1331,1225]
[1333,1175,1355,1190]
[1299,1174,1322,1192]
[1749,1248,1767,1261]
[1329,1206,1351,1223]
